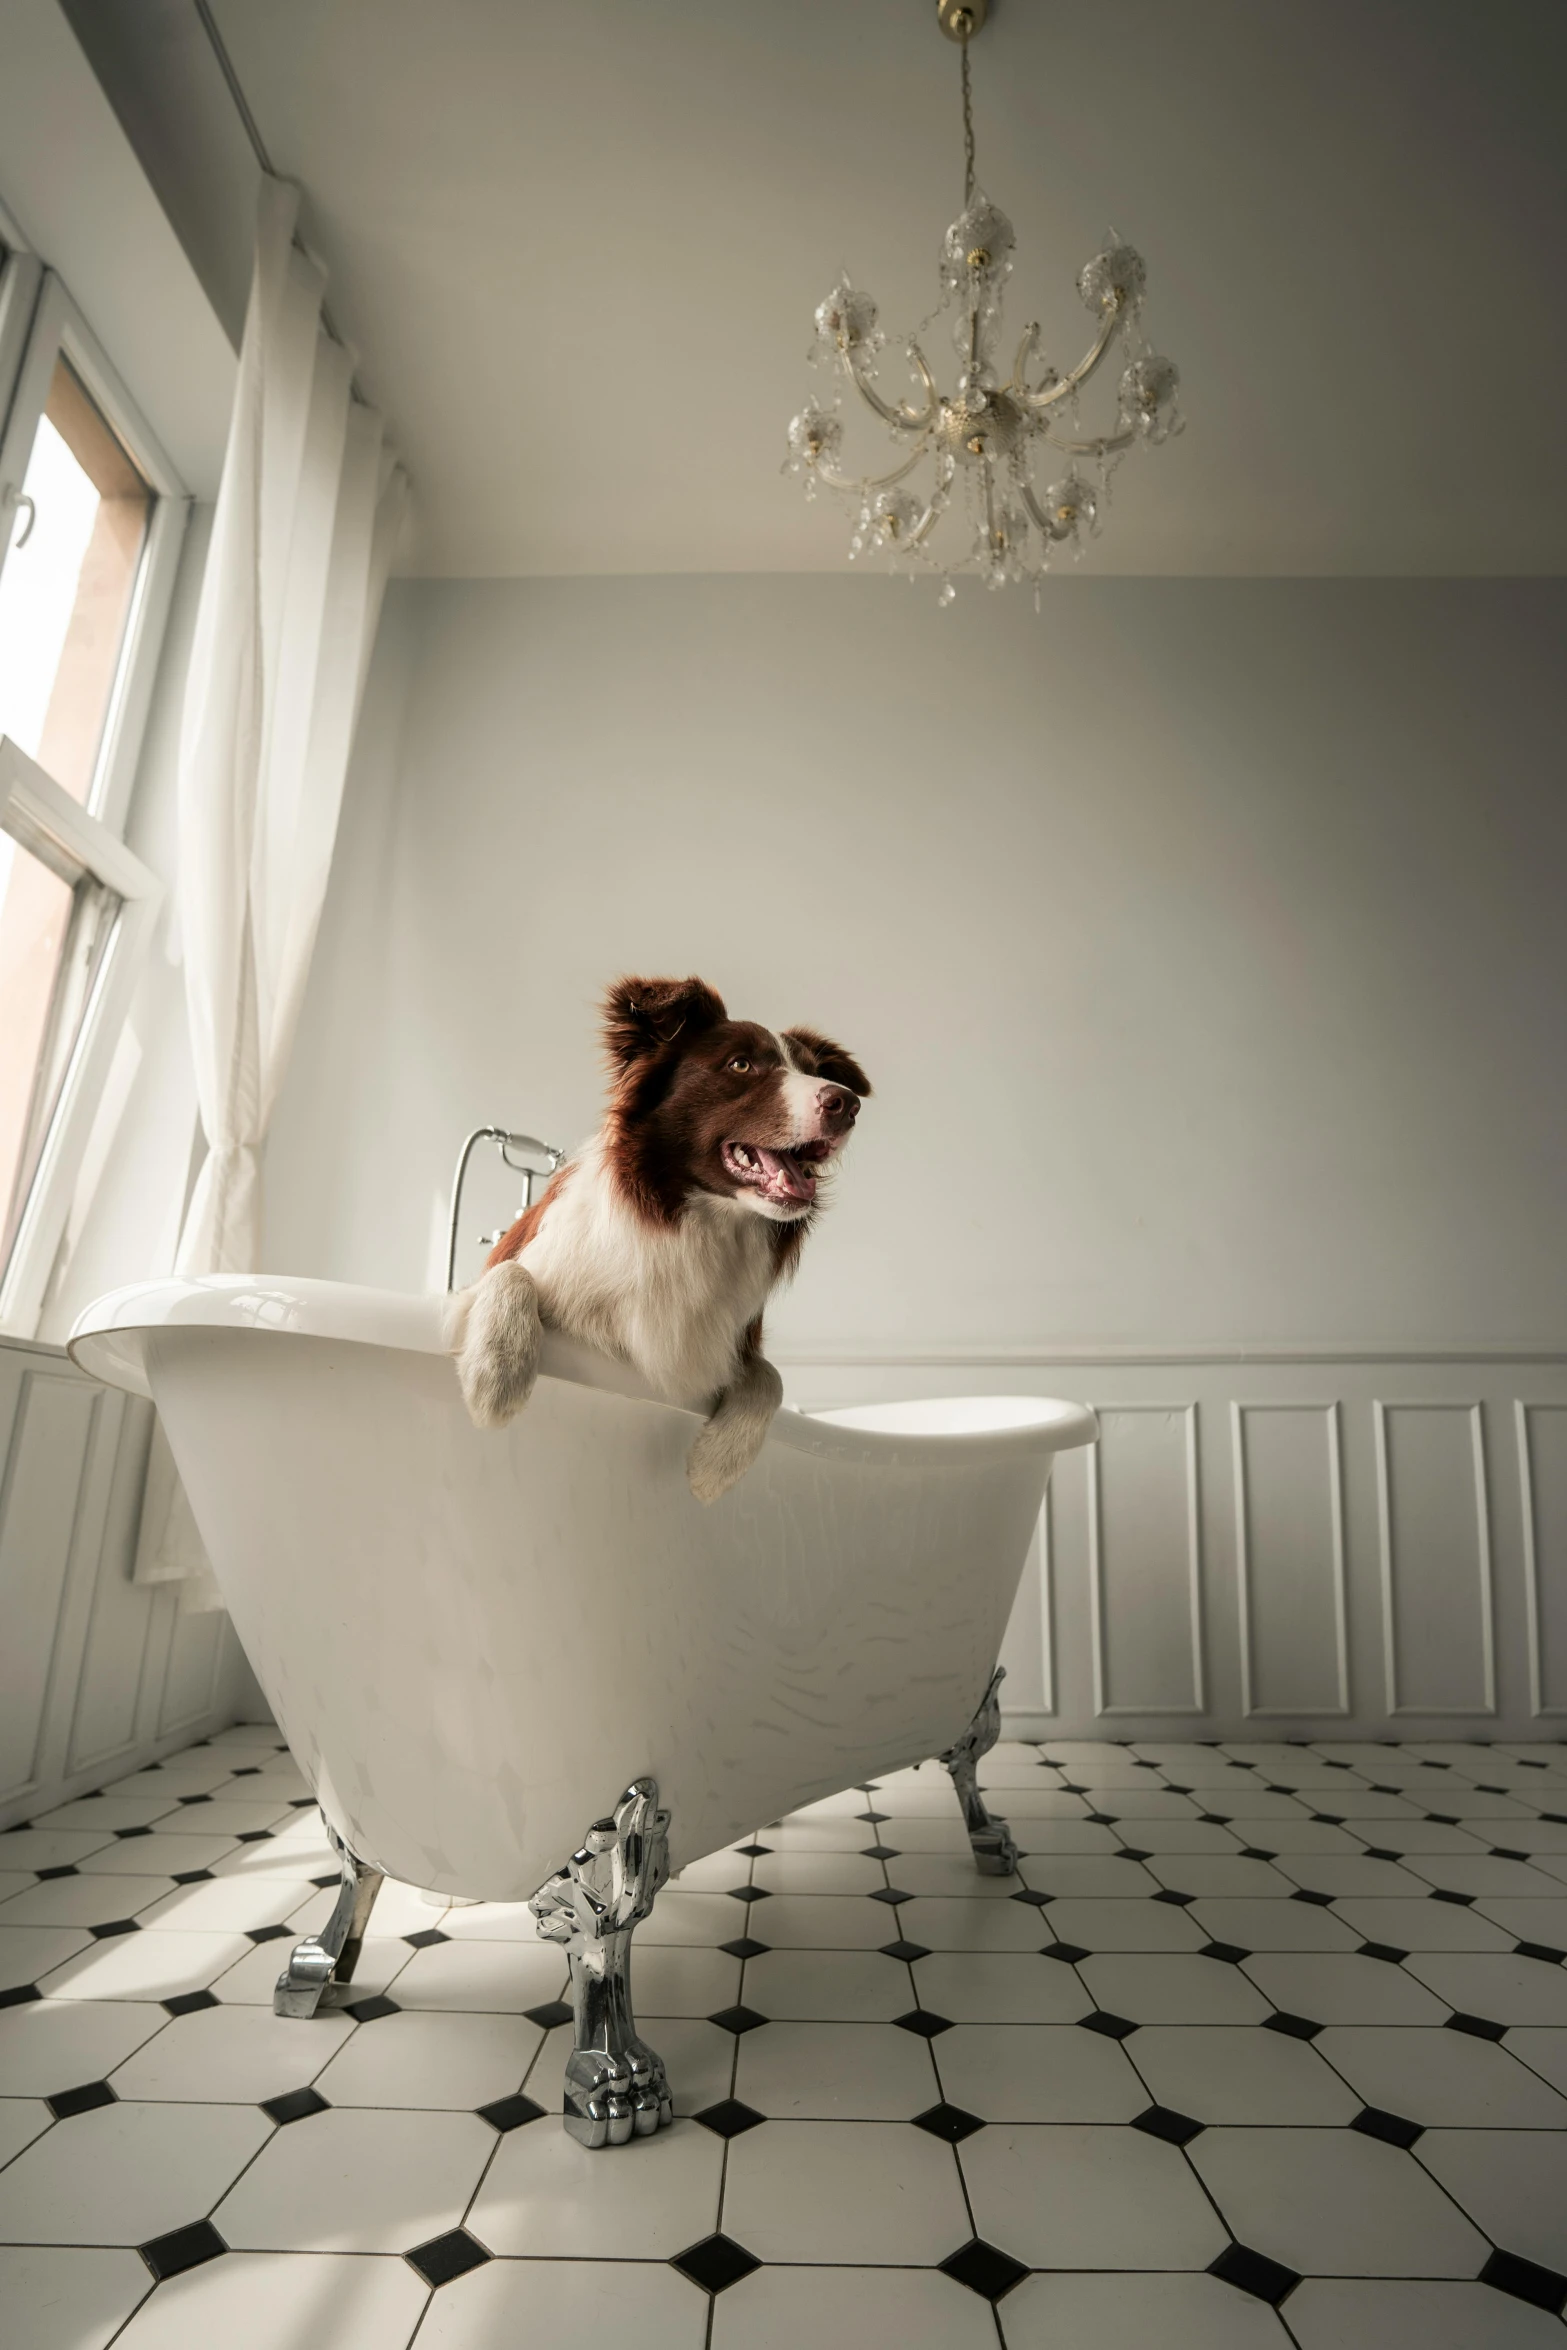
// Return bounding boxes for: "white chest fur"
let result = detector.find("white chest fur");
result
[517,1140,778,1408]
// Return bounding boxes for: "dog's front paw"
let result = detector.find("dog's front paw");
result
[454,1262,541,1429]
[686,1411,767,1504]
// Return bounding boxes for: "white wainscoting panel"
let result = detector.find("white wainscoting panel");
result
[1518,1400,1567,1720]
[1089,1404,1204,1717]
[0,1335,258,1828]
[1375,1401,1495,1718]
[777,1349,1567,1741]
[1232,1402,1348,1719]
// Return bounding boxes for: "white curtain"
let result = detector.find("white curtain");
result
[135,175,407,1608]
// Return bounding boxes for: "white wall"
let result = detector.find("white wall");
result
[267,574,1567,1353]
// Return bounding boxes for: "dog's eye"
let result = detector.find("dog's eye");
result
[727,1055,752,1074]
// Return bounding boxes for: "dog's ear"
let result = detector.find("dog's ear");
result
[783,1026,872,1099]
[603,976,727,1068]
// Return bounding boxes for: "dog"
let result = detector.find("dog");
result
[448,975,870,1501]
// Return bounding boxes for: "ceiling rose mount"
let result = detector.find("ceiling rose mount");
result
[936,0,988,41]
[783,0,1183,602]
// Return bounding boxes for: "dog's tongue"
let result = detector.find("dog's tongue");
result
[755,1146,815,1202]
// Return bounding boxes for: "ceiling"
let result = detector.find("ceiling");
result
[66,0,1567,576]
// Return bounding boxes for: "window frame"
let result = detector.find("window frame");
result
[0,269,191,835]
[0,739,161,1335]
[0,222,190,1338]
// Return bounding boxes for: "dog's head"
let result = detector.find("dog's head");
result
[603,975,870,1225]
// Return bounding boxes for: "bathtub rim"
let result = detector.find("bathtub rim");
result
[69,1273,1098,1460]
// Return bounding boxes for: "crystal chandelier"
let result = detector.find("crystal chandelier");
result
[783,0,1183,602]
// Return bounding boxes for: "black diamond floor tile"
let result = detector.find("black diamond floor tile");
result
[229,1765,261,1777]
[734,1843,772,1859]
[1239,1847,1278,1862]
[1361,1847,1402,1862]
[477,2092,546,2132]
[693,2097,766,2139]
[1311,1813,1345,1826]
[163,1988,219,2017]
[114,1827,152,1840]
[879,1939,931,1963]
[403,1928,449,1949]
[1290,1889,1336,1908]
[708,2004,769,2036]
[233,1830,273,1844]
[140,2219,227,2281]
[406,2227,491,2288]
[170,1869,214,1886]
[1116,1847,1153,1862]
[1042,1942,1091,1964]
[912,2100,985,2143]
[727,1884,771,1904]
[47,2079,118,2120]
[1201,1941,1250,1964]
[1350,2104,1423,2149]
[856,1810,890,1825]
[88,1919,140,1940]
[1131,2103,1205,2146]
[893,2008,953,2038]
[288,1796,315,1808]
[1200,1813,1233,1825]
[1208,2241,1301,2306]
[1491,1848,1531,1862]
[523,2000,573,2031]
[1358,1941,1410,1964]
[1515,1941,1567,1965]
[35,1864,79,1881]
[176,1794,213,1807]
[1446,2010,1507,2041]
[1431,1888,1476,1906]
[862,1844,901,1861]
[719,1937,771,1961]
[343,1994,401,2024]
[245,1923,291,1944]
[1262,2011,1323,2041]
[938,2237,1029,2303]
[1481,2249,1567,2315]
[671,2232,762,2294]
[1153,1888,1197,1906]
[262,2086,330,2126]
[1081,2009,1139,2039]
[869,1885,914,1906]
[309,1871,339,1887]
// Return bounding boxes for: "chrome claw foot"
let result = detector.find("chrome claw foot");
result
[274,1819,384,2017]
[562,2043,674,2149]
[530,1777,674,2149]
[940,1664,1019,1877]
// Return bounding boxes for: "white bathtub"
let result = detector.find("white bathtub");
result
[72,1275,1096,2142]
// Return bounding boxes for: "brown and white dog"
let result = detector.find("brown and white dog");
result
[449,976,870,1501]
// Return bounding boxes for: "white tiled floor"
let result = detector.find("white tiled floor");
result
[2,1731,1567,2344]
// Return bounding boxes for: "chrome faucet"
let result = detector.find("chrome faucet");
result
[445,1127,566,1292]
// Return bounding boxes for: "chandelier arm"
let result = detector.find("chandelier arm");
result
[1021,302,1125,411]
[845,342,938,434]
[1018,478,1068,541]
[1039,425,1137,457]
[815,437,932,497]
[1008,325,1056,397]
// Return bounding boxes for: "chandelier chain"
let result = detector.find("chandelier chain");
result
[960,33,976,207]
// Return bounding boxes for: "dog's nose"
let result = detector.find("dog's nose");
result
[819,1085,858,1126]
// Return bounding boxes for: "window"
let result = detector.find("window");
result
[0,229,187,1333]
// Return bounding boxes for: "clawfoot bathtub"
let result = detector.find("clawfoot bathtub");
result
[71,1276,1096,2145]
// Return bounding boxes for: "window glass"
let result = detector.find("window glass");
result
[0,357,152,803]
[0,825,120,1267]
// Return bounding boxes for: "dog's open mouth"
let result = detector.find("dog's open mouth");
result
[721,1137,833,1209]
